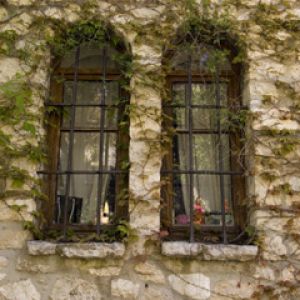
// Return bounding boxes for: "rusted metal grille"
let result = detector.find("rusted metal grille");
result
[40,43,128,239]
[162,45,246,244]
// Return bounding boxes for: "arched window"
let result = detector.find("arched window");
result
[161,31,246,244]
[42,24,130,239]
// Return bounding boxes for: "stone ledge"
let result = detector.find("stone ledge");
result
[161,242,258,261]
[27,241,125,259]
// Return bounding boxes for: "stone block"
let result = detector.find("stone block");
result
[162,242,258,261]
[0,257,8,268]
[202,244,258,261]
[50,277,101,300]
[27,241,56,256]
[57,242,125,259]
[111,278,140,299]
[88,267,121,277]
[214,279,256,299]
[135,261,165,284]
[0,226,30,250]
[0,279,40,300]
[168,273,210,300]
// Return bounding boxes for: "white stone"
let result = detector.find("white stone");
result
[0,228,30,250]
[135,262,165,284]
[50,277,101,300]
[162,242,258,261]
[262,234,287,260]
[162,242,202,257]
[0,58,22,83]
[141,286,173,300]
[57,242,125,259]
[132,44,161,65]
[254,265,276,281]
[27,241,56,255]
[132,8,161,19]
[16,258,52,273]
[279,265,295,283]
[203,244,258,261]
[8,0,33,4]
[168,273,210,300]
[214,279,256,299]
[0,273,6,281]
[0,257,8,268]
[111,279,140,299]
[88,267,121,277]
[0,202,21,222]
[0,279,40,300]
[6,198,36,221]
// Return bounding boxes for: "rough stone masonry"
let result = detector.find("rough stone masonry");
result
[0,0,299,299]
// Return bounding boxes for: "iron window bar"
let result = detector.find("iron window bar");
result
[38,170,127,175]
[215,65,227,244]
[161,170,243,175]
[41,41,129,239]
[96,45,107,236]
[45,102,119,108]
[62,46,81,239]
[162,47,246,245]
[187,55,194,243]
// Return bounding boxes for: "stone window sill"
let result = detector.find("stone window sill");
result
[27,241,125,259]
[161,241,258,261]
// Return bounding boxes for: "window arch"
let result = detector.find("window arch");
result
[161,28,247,244]
[42,22,131,239]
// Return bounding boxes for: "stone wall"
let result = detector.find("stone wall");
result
[0,0,299,299]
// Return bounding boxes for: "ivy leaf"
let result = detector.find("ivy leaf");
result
[11,177,25,188]
[15,95,25,112]
[23,122,36,135]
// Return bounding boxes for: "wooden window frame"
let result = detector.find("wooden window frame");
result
[42,66,129,234]
[161,64,247,243]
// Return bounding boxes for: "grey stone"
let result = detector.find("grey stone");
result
[0,273,6,281]
[135,261,165,284]
[202,244,258,261]
[0,279,40,300]
[0,228,30,250]
[214,279,256,299]
[57,242,125,259]
[141,286,173,300]
[0,257,8,268]
[88,267,121,277]
[162,242,258,261]
[50,277,101,300]
[161,242,202,257]
[27,241,56,256]
[168,273,210,300]
[16,258,52,273]
[111,278,140,299]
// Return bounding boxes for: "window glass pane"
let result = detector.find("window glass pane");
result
[170,44,232,73]
[101,132,117,171]
[62,107,118,129]
[173,108,187,129]
[192,109,229,130]
[173,134,230,172]
[173,175,233,226]
[64,81,119,105]
[172,134,190,170]
[59,132,99,171]
[60,41,120,71]
[59,132,117,171]
[172,84,185,105]
[55,174,115,225]
[192,83,227,105]
[193,134,230,171]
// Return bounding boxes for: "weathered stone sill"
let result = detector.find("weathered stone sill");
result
[162,242,258,261]
[27,241,125,259]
